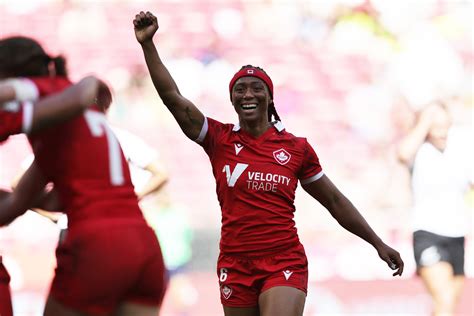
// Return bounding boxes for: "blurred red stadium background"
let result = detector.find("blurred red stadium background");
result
[1,0,472,315]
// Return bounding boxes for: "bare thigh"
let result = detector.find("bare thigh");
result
[44,296,105,316]
[419,261,463,314]
[452,275,465,301]
[113,302,160,316]
[258,286,306,316]
[419,262,456,297]
[223,306,260,316]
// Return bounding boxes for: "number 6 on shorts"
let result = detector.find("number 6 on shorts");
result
[219,268,228,282]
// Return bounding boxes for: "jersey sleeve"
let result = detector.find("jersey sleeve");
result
[298,139,324,185]
[28,77,71,97]
[0,101,34,141]
[0,77,41,141]
[2,78,39,101]
[194,117,225,158]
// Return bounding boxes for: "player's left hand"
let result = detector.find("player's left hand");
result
[76,76,112,112]
[376,243,404,276]
[96,79,112,111]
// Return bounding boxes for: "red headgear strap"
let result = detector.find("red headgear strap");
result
[229,67,273,101]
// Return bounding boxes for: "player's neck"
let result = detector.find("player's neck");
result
[240,119,272,137]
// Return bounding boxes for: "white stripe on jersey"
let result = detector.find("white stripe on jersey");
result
[195,116,208,143]
[22,101,34,134]
[300,170,324,185]
[4,78,39,101]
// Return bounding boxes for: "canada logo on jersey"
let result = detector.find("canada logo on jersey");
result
[221,285,233,299]
[273,148,291,165]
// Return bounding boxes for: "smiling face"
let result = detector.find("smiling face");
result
[231,76,271,124]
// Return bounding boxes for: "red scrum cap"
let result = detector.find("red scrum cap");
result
[229,66,274,101]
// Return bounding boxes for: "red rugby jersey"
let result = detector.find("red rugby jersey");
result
[196,117,324,254]
[0,102,33,142]
[25,77,142,226]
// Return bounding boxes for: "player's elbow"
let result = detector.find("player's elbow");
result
[396,147,411,166]
[160,90,181,108]
[76,76,100,108]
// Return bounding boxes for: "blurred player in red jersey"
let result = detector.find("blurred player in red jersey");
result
[0,256,12,316]
[134,11,404,316]
[0,76,109,316]
[0,36,167,316]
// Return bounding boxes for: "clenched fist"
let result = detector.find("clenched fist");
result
[133,11,158,44]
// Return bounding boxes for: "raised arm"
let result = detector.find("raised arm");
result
[133,11,204,140]
[396,104,441,166]
[302,175,404,276]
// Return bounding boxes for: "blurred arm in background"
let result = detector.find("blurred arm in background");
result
[111,126,168,201]
[397,102,447,166]
[135,159,168,200]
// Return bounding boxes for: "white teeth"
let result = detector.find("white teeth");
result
[242,104,257,110]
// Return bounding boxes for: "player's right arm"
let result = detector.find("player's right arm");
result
[10,161,64,223]
[133,11,205,141]
[0,161,47,226]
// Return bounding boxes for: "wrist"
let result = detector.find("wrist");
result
[418,119,431,132]
[140,39,155,48]
[371,236,385,251]
[135,191,144,200]
[414,122,431,141]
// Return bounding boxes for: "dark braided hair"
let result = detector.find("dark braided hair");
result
[239,65,281,122]
[0,36,68,78]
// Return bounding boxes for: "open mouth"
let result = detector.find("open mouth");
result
[241,103,257,110]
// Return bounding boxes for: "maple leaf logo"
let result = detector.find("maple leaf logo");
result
[273,148,291,165]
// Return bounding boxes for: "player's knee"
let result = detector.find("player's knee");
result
[433,291,457,312]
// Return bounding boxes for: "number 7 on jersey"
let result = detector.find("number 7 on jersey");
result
[84,110,125,186]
